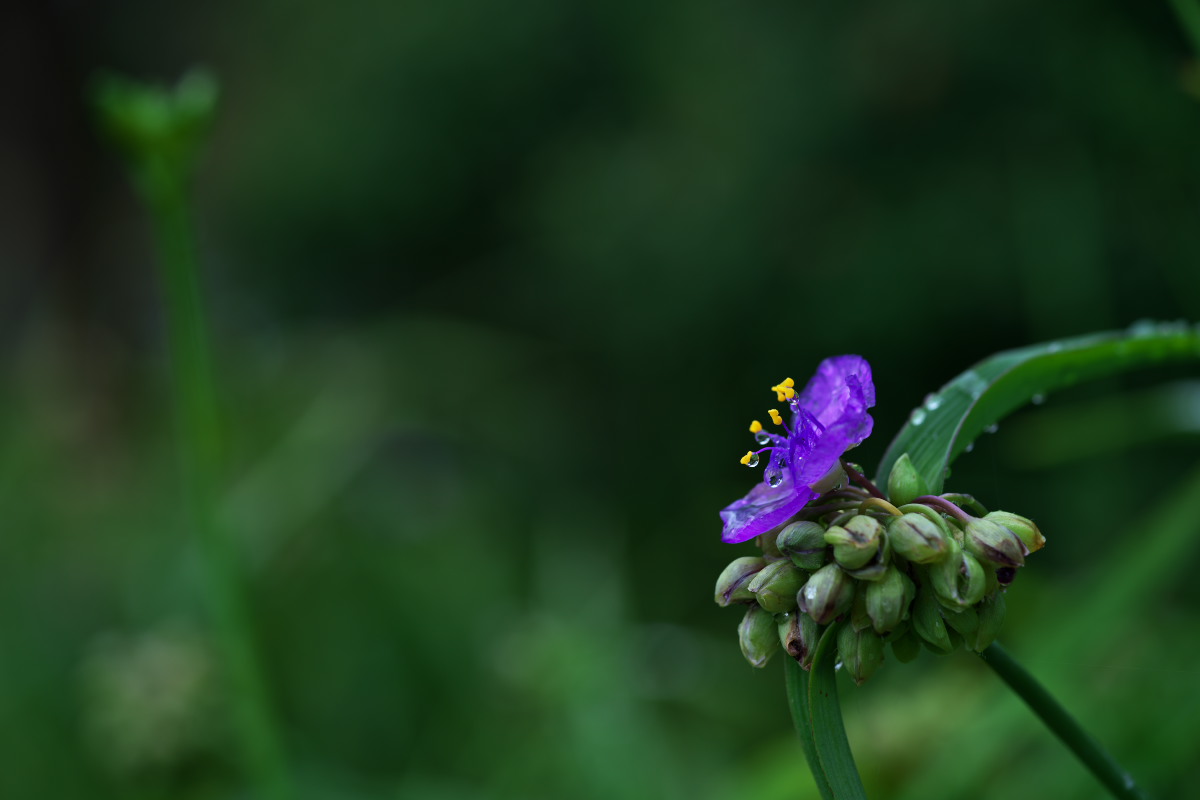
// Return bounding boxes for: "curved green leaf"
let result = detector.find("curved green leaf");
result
[874,322,1200,493]
[808,622,868,800]
[784,658,835,800]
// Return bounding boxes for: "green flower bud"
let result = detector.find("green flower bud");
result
[912,589,954,654]
[714,557,767,607]
[747,559,804,613]
[851,588,872,631]
[824,515,883,570]
[798,563,855,625]
[837,623,886,685]
[941,605,978,636]
[777,521,828,570]
[866,566,915,635]
[984,511,1045,554]
[964,517,1026,568]
[931,545,986,609]
[887,453,930,506]
[888,513,948,564]
[738,605,780,668]
[778,610,820,669]
[971,591,1006,652]
[890,629,921,663]
[756,531,783,559]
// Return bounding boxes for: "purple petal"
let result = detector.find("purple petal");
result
[719,474,817,544]
[798,355,876,430]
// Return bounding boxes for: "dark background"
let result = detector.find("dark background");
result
[3,1,1200,798]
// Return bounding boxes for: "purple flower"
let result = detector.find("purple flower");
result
[720,355,876,544]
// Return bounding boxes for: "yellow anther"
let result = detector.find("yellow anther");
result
[740,450,755,465]
[768,408,783,425]
[770,378,796,402]
[749,420,763,434]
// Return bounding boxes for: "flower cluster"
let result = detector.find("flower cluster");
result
[715,357,1046,682]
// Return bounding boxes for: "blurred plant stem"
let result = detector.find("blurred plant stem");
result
[94,72,292,800]
[979,643,1149,800]
[1170,0,1200,55]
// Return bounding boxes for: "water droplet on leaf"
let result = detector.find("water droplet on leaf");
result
[984,423,999,434]
[1031,393,1045,405]
[910,408,927,426]
[965,442,975,453]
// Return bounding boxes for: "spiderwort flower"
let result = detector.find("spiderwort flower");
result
[719,355,876,544]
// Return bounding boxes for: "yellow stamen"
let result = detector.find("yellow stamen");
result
[770,377,796,402]
[740,451,755,465]
[749,420,763,434]
[768,408,783,425]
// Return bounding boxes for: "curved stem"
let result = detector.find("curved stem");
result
[841,460,887,499]
[913,494,972,524]
[979,642,1150,800]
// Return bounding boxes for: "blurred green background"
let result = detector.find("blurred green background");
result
[4,1,1200,798]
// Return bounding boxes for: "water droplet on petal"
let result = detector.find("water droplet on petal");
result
[910,408,927,426]
[768,473,783,488]
[1031,393,1046,405]
[984,423,999,434]
[755,432,771,445]
[745,453,760,467]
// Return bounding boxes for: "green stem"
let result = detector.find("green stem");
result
[979,642,1149,800]
[139,159,292,800]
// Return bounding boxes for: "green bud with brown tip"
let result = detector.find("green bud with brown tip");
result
[887,453,930,506]
[837,623,886,685]
[931,543,986,609]
[747,559,804,613]
[738,605,779,668]
[965,517,1026,568]
[798,563,855,625]
[714,557,767,607]
[778,610,820,669]
[777,521,828,570]
[825,515,883,570]
[984,511,1045,553]
[888,513,948,564]
[866,565,915,635]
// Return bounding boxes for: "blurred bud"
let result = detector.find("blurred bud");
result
[777,521,828,570]
[851,589,871,631]
[887,453,930,506]
[747,560,804,613]
[888,513,948,564]
[965,518,1026,568]
[778,610,820,669]
[931,545,986,609]
[714,557,767,607]
[912,589,954,654]
[738,606,780,668]
[890,629,921,663]
[971,591,1006,652]
[984,511,1045,554]
[798,563,855,626]
[837,623,886,685]
[825,515,883,570]
[866,566,915,635]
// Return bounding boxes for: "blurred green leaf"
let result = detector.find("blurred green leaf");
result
[806,622,867,800]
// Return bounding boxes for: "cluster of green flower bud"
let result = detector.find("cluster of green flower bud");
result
[714,454,1045,683]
